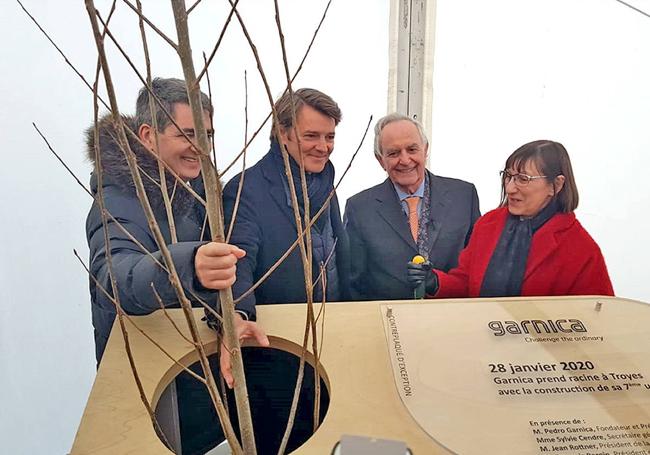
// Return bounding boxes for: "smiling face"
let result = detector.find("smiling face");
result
[377,120,428,194]
[139,103,213,180]
[505,160,564,217]
[279,104,336,173]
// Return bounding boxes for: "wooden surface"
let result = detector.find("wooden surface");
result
[71,296,648,454]
[380,297,650,454]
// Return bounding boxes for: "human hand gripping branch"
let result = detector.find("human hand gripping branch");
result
[195,242,246,289]
[194,242,270,388]
[220,313,270,389]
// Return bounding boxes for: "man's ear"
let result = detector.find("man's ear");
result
[375,153,386,171]
[138,123,155,151]
[424,142,429,158]
[278,127,291,147]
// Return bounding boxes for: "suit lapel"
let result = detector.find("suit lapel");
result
[375,179,417,251]
[260,152,298,229]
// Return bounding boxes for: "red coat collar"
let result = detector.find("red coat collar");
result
[482,207,576,280]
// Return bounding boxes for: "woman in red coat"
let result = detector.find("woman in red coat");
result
[408,140,614,298]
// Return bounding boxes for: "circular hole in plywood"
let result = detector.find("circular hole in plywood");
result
[154,345,330,455]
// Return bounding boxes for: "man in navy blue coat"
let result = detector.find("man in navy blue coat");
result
[223,88,350,327]
[220,90,350,444]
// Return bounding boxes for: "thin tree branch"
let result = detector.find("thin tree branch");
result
[613,0,650,19]
[235,115,373,305]
[33,123,92,196]
[74,250,206,384]
[317,273,327,358]
[271,2,317,450]
[21,0,200,205]
[312,237,338,307]
[85,3,240,453]
[186,0,203,15]
[122,126,207,206]
[217,113,269,178]
[95,11,209,208]
[135,0,178,243]
[226,70,249,243]
[170,1,252,453]
[202,52,218,169]
[34,122,219,323]
[278,311,312,455]
[153,283,226,348]
[152,284,196,345]
[23,3,203,209]
[313,263,327,430]
[226,6,320,455]
[121,0,179,49]
[15,0,110,111]
[87,68,172,450]
[225,0,314,324]
[217,0,332,179]
[195,0,240,84]
[34,121,221,320]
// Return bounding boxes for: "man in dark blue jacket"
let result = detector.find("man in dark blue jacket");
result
[85,77,264,364]
[223,88,350,322]
[219,90,350,440]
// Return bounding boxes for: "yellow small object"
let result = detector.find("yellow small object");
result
[412,255,426,264]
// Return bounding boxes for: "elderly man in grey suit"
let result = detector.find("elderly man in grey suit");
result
[344,113,480,300]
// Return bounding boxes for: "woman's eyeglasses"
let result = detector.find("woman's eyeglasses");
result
[500,170,548,186]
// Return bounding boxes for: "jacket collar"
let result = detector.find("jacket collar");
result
[524,211,576,279]
[259,148,301,229]
[374,170,448,252]
[479,207,577,282]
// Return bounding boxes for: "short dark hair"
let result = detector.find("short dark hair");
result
[373,113,428,158]
[500,140,579,213]
[270,88,341,140]
[135,77,213,131]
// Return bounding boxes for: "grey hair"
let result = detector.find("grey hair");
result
[135,77,213,131]
[373,113,428,158]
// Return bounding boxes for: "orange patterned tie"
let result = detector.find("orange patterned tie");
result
[405,196,419,242]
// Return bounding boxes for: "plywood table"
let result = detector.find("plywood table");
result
[71,296,650,454]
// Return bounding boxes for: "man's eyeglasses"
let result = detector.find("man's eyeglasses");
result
[500,170,548,186]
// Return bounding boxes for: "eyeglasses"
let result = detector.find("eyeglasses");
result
[500,170,548,186]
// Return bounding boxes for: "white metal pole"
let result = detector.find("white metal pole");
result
[388,0,436,144]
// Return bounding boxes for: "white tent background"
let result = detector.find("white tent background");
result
[0,1,648,453]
